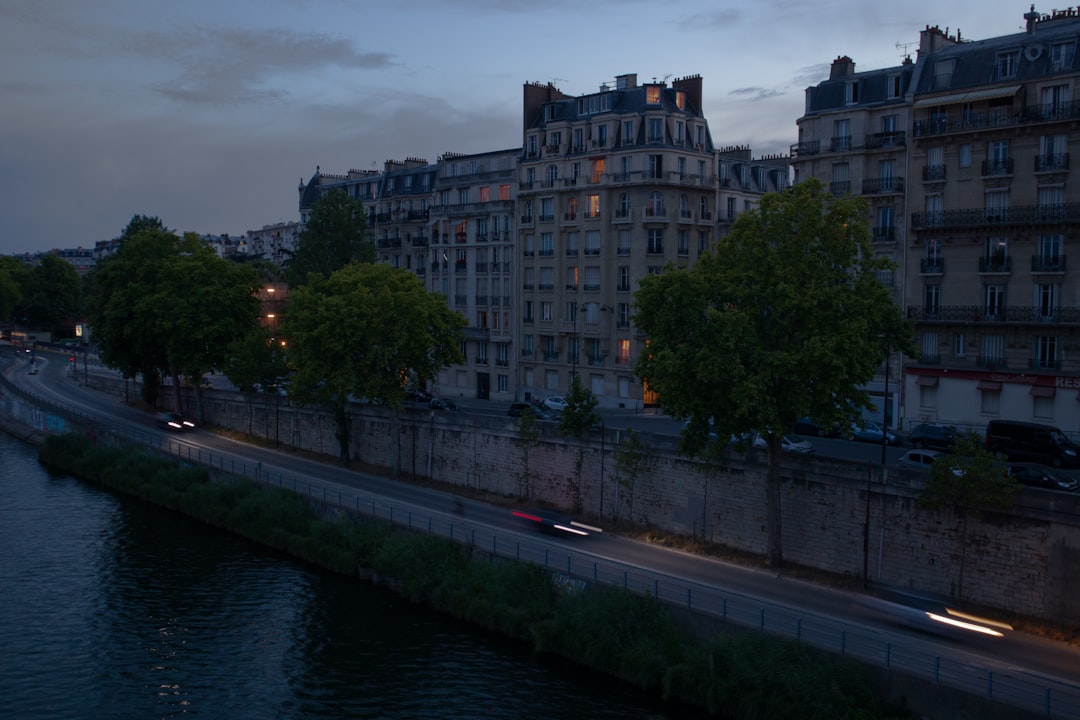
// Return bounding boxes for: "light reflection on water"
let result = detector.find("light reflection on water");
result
[0,434,696,720]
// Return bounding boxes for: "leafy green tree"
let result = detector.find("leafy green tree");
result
[223,325,290,435]
[18,254,82,337]
[118,214,168,240]
[0,256,29,323]
[558,375,601,513]
[282,263,465,465]
[287,189,375,285]
[89,223,260,411]
[634,178,912,568]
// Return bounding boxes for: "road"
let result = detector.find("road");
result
[7,347,1080,719]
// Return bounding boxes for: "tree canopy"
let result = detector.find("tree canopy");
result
[282,262,465,464]
[89,222,261,410]
[633,178,912,567]
[287,189,375,285]
[0,256,29,324]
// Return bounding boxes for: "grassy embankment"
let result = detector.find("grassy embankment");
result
[38,432,910,720]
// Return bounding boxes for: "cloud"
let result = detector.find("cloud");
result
[729,87,783,101]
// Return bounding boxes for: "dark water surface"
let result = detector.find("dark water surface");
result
[0,432,694,719]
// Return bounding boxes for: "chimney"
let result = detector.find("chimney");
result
[829,56,855,79]
[1025,4,1039,34]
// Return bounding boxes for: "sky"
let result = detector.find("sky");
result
[0,0,1032,255]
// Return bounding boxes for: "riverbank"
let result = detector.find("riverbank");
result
[37,432,912,720]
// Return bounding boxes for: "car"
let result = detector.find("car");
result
[28,366,39,375]
[748,432,816,454]
[508,402,558,420]
[1007,463,1079,492]
[850,421,898,445]
[792,417,842,438]
[508,402,532,417]
[909,423,957,451]
[158,412,195,431]
[429,397,458,412]
[984,419,1080,468]
[542,396,568,412]
[512,508,602,537]
[895,449,942,472]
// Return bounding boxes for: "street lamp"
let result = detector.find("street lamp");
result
[880,347,890,467]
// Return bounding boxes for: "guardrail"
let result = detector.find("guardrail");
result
[2,358,1078,719]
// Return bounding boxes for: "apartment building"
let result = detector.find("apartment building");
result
[245,222,301,266]
[796,6,1080,434]
[792,55,915,431]
[517,74,785,408]
[296,74,787,408]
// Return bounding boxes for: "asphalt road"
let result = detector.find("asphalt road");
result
[8,348,1080,718]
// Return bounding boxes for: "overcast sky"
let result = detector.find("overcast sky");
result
[0,0,1030,254]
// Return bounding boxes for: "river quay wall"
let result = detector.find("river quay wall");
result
[15,368,1080,626]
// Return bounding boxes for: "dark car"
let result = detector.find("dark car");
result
[507,402,532,417]
[985,419,1080,468]
[1008,463,1079,492]
[909,423,957,451]
[429,397,458,412]
[792,417,841,438]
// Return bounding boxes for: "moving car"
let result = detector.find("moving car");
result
[909,423,956,451]
[512,508,602,537]
[158,412,195,431]
[850,420,898,445]
[1007,462,1079,492]
[984,419,1080,468]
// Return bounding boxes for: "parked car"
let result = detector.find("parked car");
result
[895,449,942,472]
[850,421,898,445]
[1007,463,1079,492]
[792,417,841,438]
[748,432,815,454]
[429,397,458,412]
[909,423,957,451]
[158,412,195,431]
[542,396,568,412]
[984,419,1080,468]
[508,403,558,421]
[507,402,532,417]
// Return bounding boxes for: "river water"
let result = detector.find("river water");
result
[0,431,694,720]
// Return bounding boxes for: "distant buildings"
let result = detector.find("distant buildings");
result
[299,73,786,407]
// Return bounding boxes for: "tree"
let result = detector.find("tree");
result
[89,223,260,411]
[18,254,82,337]
[634,178,913,568]
[0,256,29,323]
[287,189,375,285]
[515,409,541,499]
[612,427,649,522]
[282,263,465,465]
[558,374,601,513]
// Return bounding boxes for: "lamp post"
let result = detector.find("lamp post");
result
[880,347,890,467]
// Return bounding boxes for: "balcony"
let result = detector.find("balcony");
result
[907,304,1080,324]
[922,164,946,182]
[1030,357,1059,370]
[1032,255,1067,272]
[981,158,1014,176]
[587,355,607,367]
[789,140,821,157]
[1036,153,1070,172]
[978,256,1011,274]
[911,203,1080,230]
[864,131,906,149]
[830,135,853,152]
[920,258,945,274]
[862,177,905,194]
[913,99,1080,138]
[829,180,851,196]
[544,351,561,362]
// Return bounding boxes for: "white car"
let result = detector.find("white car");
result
[543,396,568,411]
[750,432,816,454]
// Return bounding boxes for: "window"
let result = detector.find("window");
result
[1038,186,1065,219]
[986,140,1010,175]
[1051,41,1076,71]
[565,301,577,323]
[921,331,939,363]
[1034,395,1054,420]
[647,154,663,179]
[1035,336,1058,369]
[844,80,859,105]
[833,119,851,151]
[622,119,634,144]
[675,121,684,144]
[585,194,600,218]
[545,165,558,186]
[984,285,1006,318]
[647,229,664,254]
[594,124,608,148]
[617,229,631,255]
[959,144,972,168]
[499,184,511,201]
[617,193,630,218]
[677,230,689,256]
[876,207,895,241]
[953,332,965,357]
[619,156,632,179]
[565,231,579,255]
[566,266,578,290]
[1038,134,1067,171]
[981,334,1005,367]
[478,186,490,203]
[617,302,630,327]
[540,198,554,221]
[983,236,1008,271]
[523,334,534,355]
[647,192,664,217]
[1037,234,1062,269]
[540,233,554,256]
[540,301,553,322]
[618,266,631,292]
[584,230,601,255]
[985,189,1010,220]
[996,50,1019,79]
[545,369,558,390]
[932,59,955,89]
[919,384,937,410]
[616,339,631,365]
[584,266,600,292]
[886,73,901,99]
[523,267,534,290]
[923,284,940,316]
[648,118,664,142]
[1037,283,1058,319]
[476,342,488,364]
[497,374,508,392]
[646,85,661,104]
[565,198,577,222]
[980,387,1000,415]
[547,131,560,151]
[539,267,553,290]
[698,231,710,253]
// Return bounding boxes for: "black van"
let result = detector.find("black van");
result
[984,420,1080,468]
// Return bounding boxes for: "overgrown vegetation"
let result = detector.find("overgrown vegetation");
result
[38,433,910,719]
